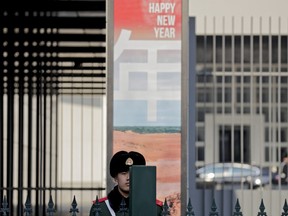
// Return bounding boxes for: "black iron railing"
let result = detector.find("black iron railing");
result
[1,194,288,216]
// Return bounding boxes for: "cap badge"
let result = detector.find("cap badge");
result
[125,157,133,165]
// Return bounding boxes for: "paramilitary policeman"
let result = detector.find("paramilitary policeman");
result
[89,151,163,216]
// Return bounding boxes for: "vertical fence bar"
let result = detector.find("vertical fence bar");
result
[257,199,267,216]
[17,23,25,214]
[240,17,244,192]
[0,8,4,209]
[186,198,195,216]
[7,39,15,215]
[27,30,33,205]
[27,8,35,204]
[0,195,9,216]
[46,22,54,210]
[27,71,33,202]
[55,93,59,208]
[24,195,32,216]
[249,16,254,214]
[43,71,47,216]
[49,73,54,207]
[277,16,282,212]
[161,198,170,216]
[233,199,243,216]
[258,17,264,215]
[231,16,235,165]
[69,196,79,216]
[47,195,56,216]
[0,7,5,205]
[209,198,219,216]
[92,196,101,216]
[0,57,3,207]
[35,65,41,216]
[282,199,288,216]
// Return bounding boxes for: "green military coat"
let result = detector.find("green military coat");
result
[89,186,163,216]
[89,197,163,216]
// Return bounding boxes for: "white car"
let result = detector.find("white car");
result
[196,163,269,189]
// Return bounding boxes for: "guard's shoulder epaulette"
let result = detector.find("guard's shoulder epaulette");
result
[156,199,163,207]
[92,197,108,204]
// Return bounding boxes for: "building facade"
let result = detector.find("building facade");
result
[195,31,288,169]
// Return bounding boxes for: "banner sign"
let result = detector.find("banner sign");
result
[113,0,182,215]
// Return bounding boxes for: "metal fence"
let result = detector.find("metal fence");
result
[0,2,107,216]
[1,195,288,216]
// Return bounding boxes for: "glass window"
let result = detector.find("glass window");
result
[205,74,214,83]
[262,36,269,64]
[271,35,279,64]
[281,88,288,103]
[244,87,251,103]
[262,67,270,72]
[236,107,241,114]
[197,147,204,161]
[225,76,232,83]
[234,36,241,64]
[236,76,241,83]
[262,88,269,103]
[236,87,241,102]
[262,107,269,122]
[216,66,223,72]
[216,76,222,83]
[256,76,269,83]
[276,128,287,142]
[217,87,222,103]
[276,147,288,162]
[225,107,232,114]
[265,127,269,142]
[197,87,214,103]
[280,36,288,64]
[197,88,206,103]
[265,147,270,162]
[253,36,260,64]
[197,75,206,83]
[281,77,288,84]
[197,127,205,141]
[243,107,250,114]
[281,67,288,72]
[281,128,287,142]
[225,88,232,102]
[196,109,205,122]
[215,36,223,64]
[244,76,251,83]
[263,76,269,83]
[244,36,251,64]
[281,108,288,122]
[225,36,232,64]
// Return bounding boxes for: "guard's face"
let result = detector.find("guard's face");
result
[114,171,130,197]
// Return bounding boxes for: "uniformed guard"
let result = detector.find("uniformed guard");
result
[89,150,163,216]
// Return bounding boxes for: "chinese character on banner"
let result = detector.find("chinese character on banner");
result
[113,1,182,215]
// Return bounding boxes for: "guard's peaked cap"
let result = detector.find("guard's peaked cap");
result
[110,151,146,177]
